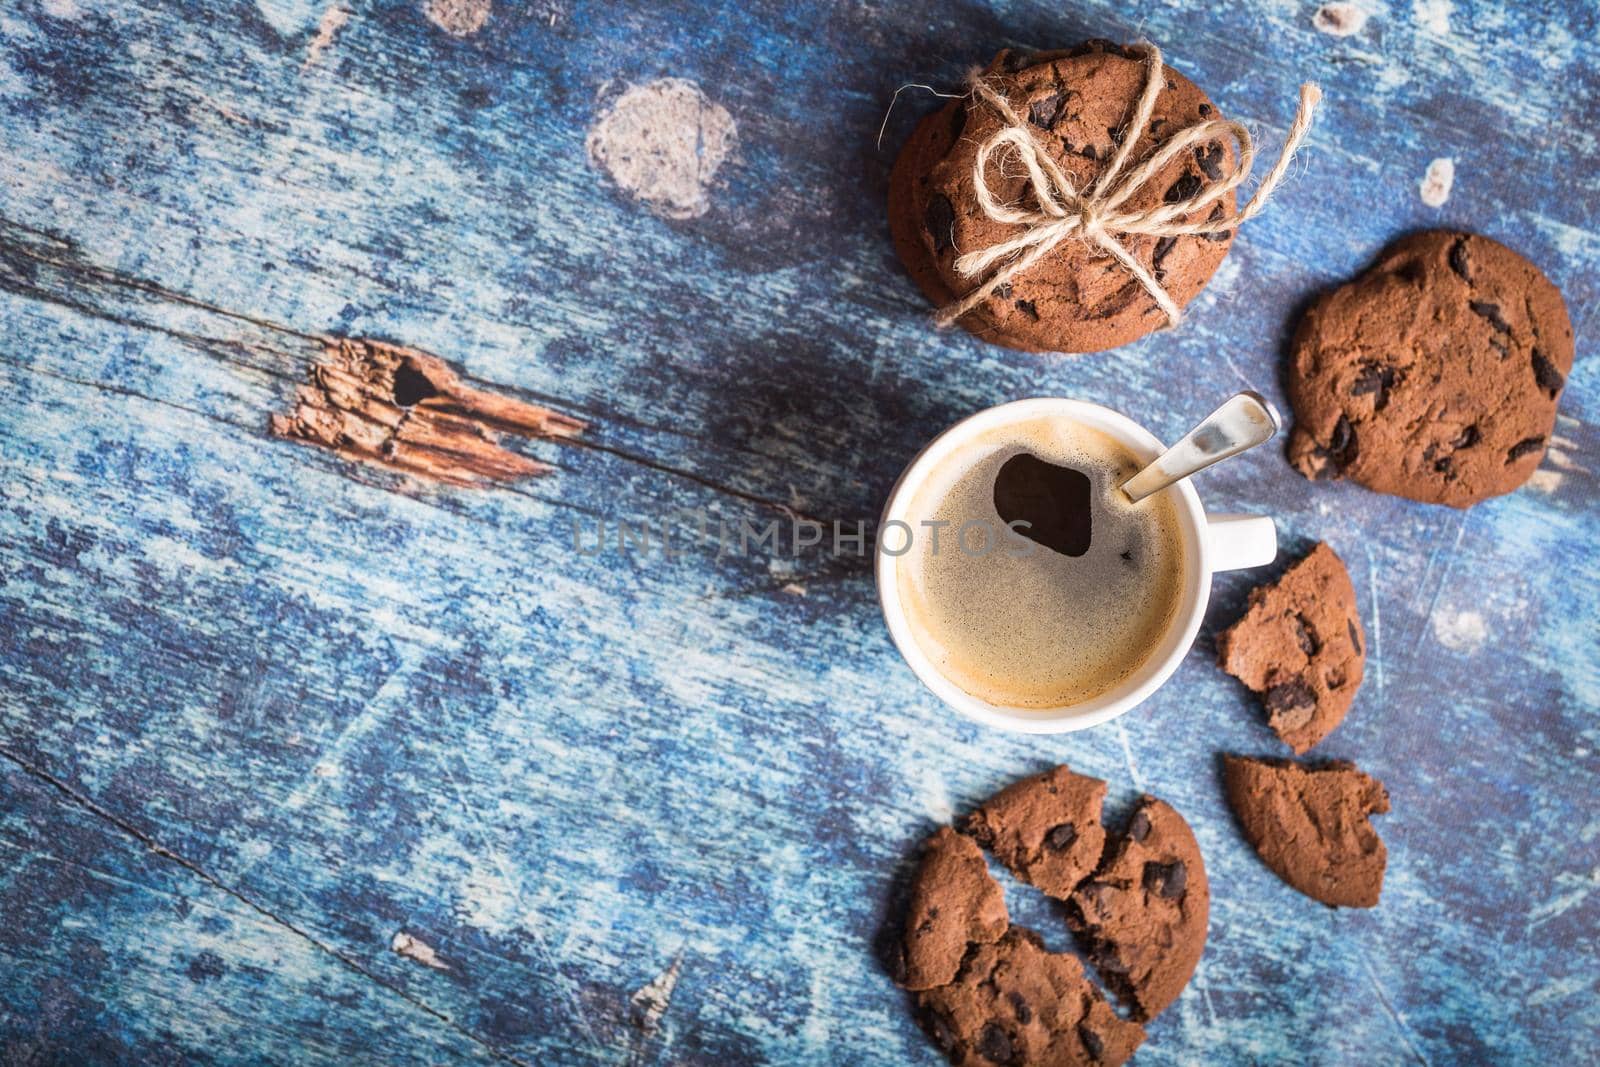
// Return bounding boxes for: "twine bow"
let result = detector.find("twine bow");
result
[936,43,1322,330]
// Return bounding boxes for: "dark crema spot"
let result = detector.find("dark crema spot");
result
[992,452,1093,557]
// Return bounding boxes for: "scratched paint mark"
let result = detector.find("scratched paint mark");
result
[271,337,586,487]
[630,952,683,1036]
[391,931,451,971]
[301,4,350,71]
[424,0,490,37]
[1431,608,1486,652]
[1312,3,1368,36]
[586,79,737,220]
[781,582,807,596]
[1419,157,1454,207]
[1413,0,1452,36]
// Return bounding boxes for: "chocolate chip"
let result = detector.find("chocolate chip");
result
[1029,93,1066,130]
[1001,49,1042,73]
[1532,350,1565,397]
[887,941,907,985]
[925,194,955,253]
[1395,259,1427,286]
[1325,667,1347,690]
[1008,991,1032,1025]
[1433,455,1455,478]
[1142,859,1188,899]
[1044,822,1079,851]
[977,1021,1015,1064]
[1448,237,1473,282]
[1489,336,1510,359]
[1195,142,1225,180]
[1470,300,1511,333]
[924,1009,958,1051]
[1292,613,1321,656]
[1197,103,1212,116]
[1076,143,1102,162]
[1347,619,1362,655]
[1015,298,1040,321]
[1107,124,1125,147]
[1151,235,1178,280]
[1506,436,1545,463]
[1200,204,1231,242]
[1091,280,1142,319]
[1127,809,1151,842]
[1453,425,1480,449]
[1326,415,1358,469]
[1350,363,1396,411]
[1078,1024,1106,1062]
[1164,171,1204,203]
[1265,678,1316,715]
[1149,117,1166,135]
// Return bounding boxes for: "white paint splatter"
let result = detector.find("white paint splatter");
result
[1527,469,1565,494]
[1432,609,1487,652]
[424,0,490,37]
[1313,3,1368,36]
[587,78,737,220]
[302,4,349,71]
[1419,157,1454,207]
[781,582,807,596]
[630,953,683,1036]
[391,931,450,971]
[254,0,322,37]
[41,0,80,18]
[1414,0,1452,36]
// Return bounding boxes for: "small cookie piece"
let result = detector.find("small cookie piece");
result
[899,827,1010,990]
[1216,543,1366,754]
[1286,230,1574,506]
[1068,797,1209,1021]
[1222,756,1390,908]
[888,40,1236,352]
[958,765,1108,900]
[917,927,1146,1067]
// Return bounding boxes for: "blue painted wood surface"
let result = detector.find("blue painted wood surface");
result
[1,1,1596,1063]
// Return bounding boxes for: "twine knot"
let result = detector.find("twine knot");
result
[935,43,1322,333]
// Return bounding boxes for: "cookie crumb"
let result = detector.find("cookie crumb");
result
[1312,2,1367,36]
[391,931,450,971]
[1419,157,1455,206]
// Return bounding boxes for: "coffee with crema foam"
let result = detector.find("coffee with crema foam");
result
[895,416,1188,709]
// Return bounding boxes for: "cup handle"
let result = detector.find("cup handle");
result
[1205,513,1277,572]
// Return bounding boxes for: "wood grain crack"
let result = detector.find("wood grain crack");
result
[0,745,531,1067]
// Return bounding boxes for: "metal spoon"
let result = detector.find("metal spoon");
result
[1120,391,1280,503]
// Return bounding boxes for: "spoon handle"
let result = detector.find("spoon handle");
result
[1121,391,1281,503]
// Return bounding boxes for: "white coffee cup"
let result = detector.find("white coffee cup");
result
[876,397,1277,734]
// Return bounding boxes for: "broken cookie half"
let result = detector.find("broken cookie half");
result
[895,766,1210,1065]
[1216,542,1366,754]
[1222,755,1390,908]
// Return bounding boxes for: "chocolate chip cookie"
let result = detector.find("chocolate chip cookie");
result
[958,765,1108,900]
[1286,230,1574,506]
[1068,797,1210,1021]
[888,40,1236,352]
[1216,543,1366,754]
[917,928,1145,1067]
[899,827,1010,990]
[1222,755,1390,908]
